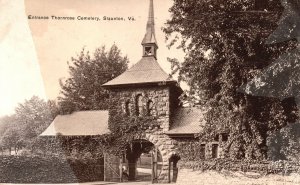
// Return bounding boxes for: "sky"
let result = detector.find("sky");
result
[0,0,185,117]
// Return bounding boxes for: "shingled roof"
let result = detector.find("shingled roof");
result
[40,111,109,136]
[103,0,176,88]
[166,107,206,136]
[102,56,176,87]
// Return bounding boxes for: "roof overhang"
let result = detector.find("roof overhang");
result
[102,80,178,89]
[165,133,198,138]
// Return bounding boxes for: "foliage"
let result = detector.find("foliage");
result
[267,122,300,162]
[106,96,159,156]
[241,0,300,161]
[105,116,158,156]
[163,0,298,159]
[0,96,57,153]
[178,158,300,175]
[0,156,104,183]
[15,96,57,140]
[1,126,23,155]
[58,44,129,114]
[28,136,106,159]
[0,116,20,154]
[174,138,204,161]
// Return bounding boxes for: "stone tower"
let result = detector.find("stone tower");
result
[103,0,182,132]
[102,0,183,182]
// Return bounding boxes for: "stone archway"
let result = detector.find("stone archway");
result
[124,139,162,182]
[103,132,180,183]
[125,133,180,183]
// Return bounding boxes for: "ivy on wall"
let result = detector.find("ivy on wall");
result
[106,89,160,156]
[31,88,163,158]
[178,158,300,175]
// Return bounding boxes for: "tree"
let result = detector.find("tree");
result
[58,44,129,114]
[0,96,58,155]
[15,96,57,141]
[0,116,13,136]
[163,0,297,159]
[1,126,21,155]
[0,116,20,155]
[242,0,300,161]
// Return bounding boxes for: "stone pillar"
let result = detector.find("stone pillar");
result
[158,162,170,182]
[172,160,178,182]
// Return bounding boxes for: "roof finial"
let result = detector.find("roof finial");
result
[142,0,158,46]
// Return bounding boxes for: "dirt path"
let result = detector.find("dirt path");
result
[0,181,152,185]
[176,169,300,185]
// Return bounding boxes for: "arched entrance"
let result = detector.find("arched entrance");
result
[103,136,180,183]
[122,139,162,182]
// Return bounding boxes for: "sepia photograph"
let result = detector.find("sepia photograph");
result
[1,0,300,184]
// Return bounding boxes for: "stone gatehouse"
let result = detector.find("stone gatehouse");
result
[100,0,186,181]
[40,0,227,183]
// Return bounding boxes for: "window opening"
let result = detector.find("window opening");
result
[147,100,154,116]
[125,101,130,116]
[222,133,229,142]
[214,134,219,142]
[212,144,219,159]
[144,46,152,56]
[136,94,143,116]
[200,144,205,159]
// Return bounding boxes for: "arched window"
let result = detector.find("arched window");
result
[125,100,130,116]
[136,94,143,116]
[147,100,154,116]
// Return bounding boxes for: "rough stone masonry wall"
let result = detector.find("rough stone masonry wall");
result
[174,137,228,162]
[143,131,179,182]
[111,86,171,131]
[110,86,180,183]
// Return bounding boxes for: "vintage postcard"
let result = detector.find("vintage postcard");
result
[1,0,300,184]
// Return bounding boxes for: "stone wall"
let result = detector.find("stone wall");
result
[178,159,300,175]
[143,132,179,182]
[110,86,171,131]
[109,85,181,183]
[174,136,227,162]
[108,84,234,182]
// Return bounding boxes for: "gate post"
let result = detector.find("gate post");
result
[104,153,107,182]
[119,158,123,182]
[151,147,158,183]
[128,158,137,181]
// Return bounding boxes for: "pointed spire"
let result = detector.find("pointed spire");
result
[142,0,158,46]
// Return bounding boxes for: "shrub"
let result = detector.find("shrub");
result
[0,156,104,183]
